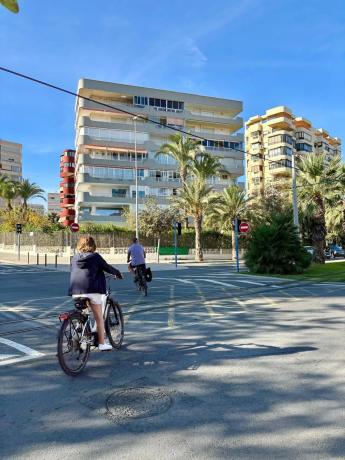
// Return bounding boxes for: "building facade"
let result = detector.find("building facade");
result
[245,106,342,197]
[47,193,60,214]
[0,139,22,208]
[59,149,76,226]
[74,79,244,224]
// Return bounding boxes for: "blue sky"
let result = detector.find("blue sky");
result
[1,0,344,198]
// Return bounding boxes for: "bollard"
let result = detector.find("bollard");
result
[55,254,58,269]
[36,253,39,265]
[27,252,30,265]
[44,254,47,267]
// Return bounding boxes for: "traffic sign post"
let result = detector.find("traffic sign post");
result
[70,222,79,255]
[234,218,239,273]
[70,223,79,233]
[16,223,22,261]
[239,222,250,233]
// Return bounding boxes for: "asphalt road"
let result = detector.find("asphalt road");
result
[1,263,345,459]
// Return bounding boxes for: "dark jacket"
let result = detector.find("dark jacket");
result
[68,252,120,296]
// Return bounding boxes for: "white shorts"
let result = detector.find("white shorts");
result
[72,293,106,307]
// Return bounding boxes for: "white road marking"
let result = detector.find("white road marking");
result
[201,279,237,288]
[0,337,45,366]
[230,279,265,286]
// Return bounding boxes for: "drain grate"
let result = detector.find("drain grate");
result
[106,387,172,422]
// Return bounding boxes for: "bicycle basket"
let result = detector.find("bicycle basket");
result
[74,298,89,310]
[145,267,153,283]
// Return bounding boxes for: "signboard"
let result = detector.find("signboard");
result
[239,222,250,233]
[70,222,80,233]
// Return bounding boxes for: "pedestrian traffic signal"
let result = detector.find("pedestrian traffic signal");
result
[177,222,182,236]
[16,223,22,234]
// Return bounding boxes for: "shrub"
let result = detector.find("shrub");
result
[245,213,311,274]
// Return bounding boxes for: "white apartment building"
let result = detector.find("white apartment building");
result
[74,80,244,224]
[47,193,60,214]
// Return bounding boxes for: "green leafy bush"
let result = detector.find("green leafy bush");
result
[245,213,311,274]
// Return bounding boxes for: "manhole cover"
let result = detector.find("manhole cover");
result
[106,387,172,421]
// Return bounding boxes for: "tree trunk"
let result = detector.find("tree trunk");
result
[231,227,236,261]
[7,200,12,211]
[312,196,326,263]
[157,237,160,263]
[194,215,203,262]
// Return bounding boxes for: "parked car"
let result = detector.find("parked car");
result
[329,244,345,258]
[304,246,315,259]
[324,249,331,260]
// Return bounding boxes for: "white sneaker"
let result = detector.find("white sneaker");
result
[91,323,97,332]
[98,343,112,351]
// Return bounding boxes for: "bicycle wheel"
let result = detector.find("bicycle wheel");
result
[142,277,148,296]
[57,315,91,376]
[105,300,124,349]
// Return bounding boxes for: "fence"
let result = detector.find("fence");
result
[0,230,239,255]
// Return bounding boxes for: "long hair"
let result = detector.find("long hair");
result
[77,236,96,253]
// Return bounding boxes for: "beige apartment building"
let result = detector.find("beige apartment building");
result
[0,139,22,208]
[75,79,244,224]
[245,106,342,197]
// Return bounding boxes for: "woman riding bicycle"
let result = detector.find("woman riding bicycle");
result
[69,235,122,351]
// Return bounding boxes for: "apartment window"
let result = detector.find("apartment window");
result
[11,165,21,172]
[268,134,293,145]
[268,146,292,157]
[253,177,262,185]
[295,131,312,142]
[251,142,261,150]
[63,162,74,167]
[202,140,241,150]
[269,159,292,169]
[112,189,127,198]
[296,143,312,152]
[251,130,261,138]
[95,208,124,216]
[132,190,146,198]
[253,165,263,173]
[80,207,91,215]
[134,96,148,106]
[148,98,184,111]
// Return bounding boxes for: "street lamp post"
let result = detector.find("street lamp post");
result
[133,116,139,239]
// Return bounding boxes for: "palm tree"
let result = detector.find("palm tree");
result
[207,185,251,259]
[18,179,46,210]
[174,179,213,261]
[0,179,20,210]
[297,153,344,263]
[173,153,222,261]
[156,134,203,185]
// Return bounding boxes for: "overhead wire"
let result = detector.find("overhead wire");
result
[0,65,303,172]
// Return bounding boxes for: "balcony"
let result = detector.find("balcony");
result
[60,197,75,206]
[264,116,294,131]
[60,208,76,217]
[60,167,75,178]
[79,192,169,205]
[78,214,127,224]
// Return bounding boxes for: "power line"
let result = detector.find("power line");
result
[0,65,300,171]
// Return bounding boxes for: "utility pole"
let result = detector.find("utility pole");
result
[173,221,178,268]
[291,151,299,230]
[133,116,139,239]
[234,218,240,273]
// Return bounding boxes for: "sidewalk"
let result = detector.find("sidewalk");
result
[0,251,188,272]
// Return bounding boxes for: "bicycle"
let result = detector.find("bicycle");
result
[133,264,148,297]
[57,275,124,376]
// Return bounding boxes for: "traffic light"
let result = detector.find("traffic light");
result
[176,222,182,236]
[16,223,22,234]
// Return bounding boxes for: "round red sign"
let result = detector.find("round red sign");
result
[239,222,250,233]
[70,222,80,233]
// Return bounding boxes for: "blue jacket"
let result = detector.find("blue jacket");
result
[68,252,120,295]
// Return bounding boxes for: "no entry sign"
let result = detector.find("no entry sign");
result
[70,222,80,232]
[239,222,250,233]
